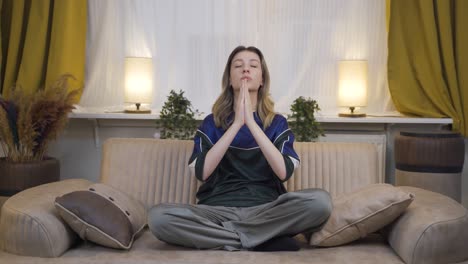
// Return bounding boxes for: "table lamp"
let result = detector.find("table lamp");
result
[337,60,368,117]
[124,57,153,113]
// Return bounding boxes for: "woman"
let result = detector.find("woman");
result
[148,46,332,251]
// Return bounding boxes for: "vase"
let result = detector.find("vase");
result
[395,131,464,202]
[0,157,60,197]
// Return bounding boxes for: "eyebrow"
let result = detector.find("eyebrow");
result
[233,59,260,63]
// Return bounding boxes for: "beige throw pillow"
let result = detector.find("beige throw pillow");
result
[55,183,146,249]
[310,183,414,247]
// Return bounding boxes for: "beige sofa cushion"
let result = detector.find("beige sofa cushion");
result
[0,179,93,257]
[55,183,146,249]
[385,186,468,264]
[288,142,382,197]
[310,184,414,247]
[100,138,200,208]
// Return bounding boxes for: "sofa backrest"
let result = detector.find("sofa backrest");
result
[288,142,381,197]
[100,138,381,209]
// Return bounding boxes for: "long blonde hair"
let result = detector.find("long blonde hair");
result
[212,46,275,130]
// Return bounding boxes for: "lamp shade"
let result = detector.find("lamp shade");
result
[124,57,153,104]
[337,60,368,107]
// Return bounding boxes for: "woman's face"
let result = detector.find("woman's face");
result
[229,50,263,92]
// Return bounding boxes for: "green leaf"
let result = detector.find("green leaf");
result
[287,96,324,142]
[156,89,201,140]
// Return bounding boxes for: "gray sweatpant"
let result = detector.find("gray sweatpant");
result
[147,188,332,250]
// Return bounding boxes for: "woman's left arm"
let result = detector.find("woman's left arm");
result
[242,83,287,180]
[247,122,287,180]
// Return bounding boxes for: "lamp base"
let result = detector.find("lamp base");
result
[125,103,151,114]
[338,113,366,118]
[124,109,151,114]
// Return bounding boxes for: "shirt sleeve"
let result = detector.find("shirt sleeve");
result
[188,116,215,182]
[272,115,300,182]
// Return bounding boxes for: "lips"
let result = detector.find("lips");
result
[241,76,251,81]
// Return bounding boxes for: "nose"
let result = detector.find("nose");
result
[242,66,250,73]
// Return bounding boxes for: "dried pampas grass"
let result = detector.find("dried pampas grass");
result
[0,74,79,162]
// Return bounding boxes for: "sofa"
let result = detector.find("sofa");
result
[0,138,467,264]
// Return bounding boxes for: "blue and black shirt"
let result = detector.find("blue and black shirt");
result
[188,113,300,207]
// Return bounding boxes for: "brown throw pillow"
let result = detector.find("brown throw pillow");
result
[310,183,414,247]
[55,183,146,249]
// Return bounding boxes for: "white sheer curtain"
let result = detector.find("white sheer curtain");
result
[81,0,392,115]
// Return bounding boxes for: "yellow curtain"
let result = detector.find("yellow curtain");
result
[388,0,468,135]
[0,0,86,102]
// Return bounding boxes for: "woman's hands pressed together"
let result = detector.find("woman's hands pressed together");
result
[233,80,246,128]
[234,79,256,128]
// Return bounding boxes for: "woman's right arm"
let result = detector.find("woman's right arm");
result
[202,122,242,180]
[202,88,245,181]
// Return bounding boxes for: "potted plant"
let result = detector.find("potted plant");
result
[156,89,200,140]
[288,96,324,142]
[0,74,79,196]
